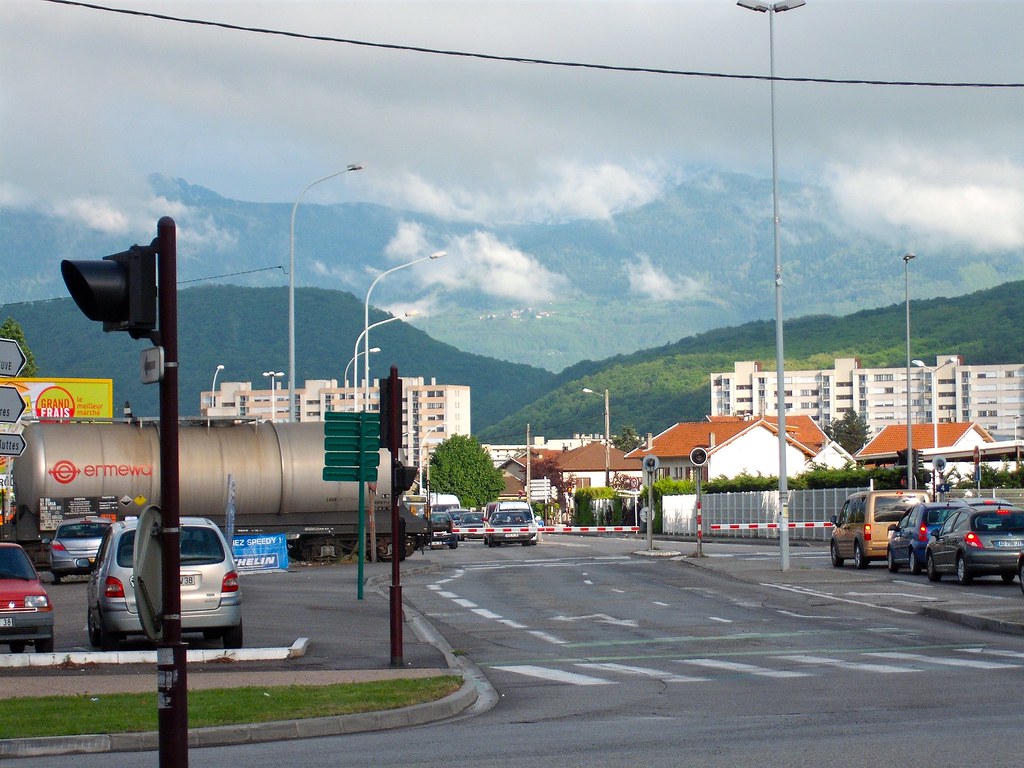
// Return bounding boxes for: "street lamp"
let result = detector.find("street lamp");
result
[583,387,611,487]
[207,364,224,426]
[350,312,418,405]
[738,0,805,571]
[262,370,284,422]
[904,252,916,490]
[345,347,380,391]
[912,356,958,449]
[288,163,363,423]
[419,423,445,492]
[363,252,445,409]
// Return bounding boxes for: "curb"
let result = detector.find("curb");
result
[0,638,309,669]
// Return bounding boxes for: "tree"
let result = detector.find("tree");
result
[428,434,504,508]
[611,425,644,453]
[826,410,869,455]
[0,317,37,376]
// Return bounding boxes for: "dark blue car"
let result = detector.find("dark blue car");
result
[887,501,962,574]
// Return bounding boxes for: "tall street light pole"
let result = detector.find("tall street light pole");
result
[904,252,916,490]
[583,387,611,487]
[263,370,283,422]
[363,252,445,410]
[738,0,805,571]
[913,356,958,449]
[288,163,362,423]
[345,347,380,391]
[350,312,418,403]
[207,363,224,427]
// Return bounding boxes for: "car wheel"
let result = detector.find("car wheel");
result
[449,539,458,549]
[926,553,942,582]
[99,619,121,651]
[955,554,973,585]
[8,642,26,654]
[35,635,54,654]
[51,572,61,585]
[1019,561,1024,594]
[222,621,244,650]
[908,549,922,575]
[887,547,900,573]
[87,608,102,648]
[1001,572,1015,584]
[854,542,868,570]
[830,541,844,568]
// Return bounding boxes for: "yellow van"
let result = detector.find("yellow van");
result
[830,490,929,569]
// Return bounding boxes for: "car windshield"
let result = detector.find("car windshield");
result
[116,527,226,567]
[924,508,955,525]
[875,497,920,522]
[462,513,483,524]
[970,510,1024,533]
[0,547,36,580]
[56,521,110,539]
[493,513,530,525]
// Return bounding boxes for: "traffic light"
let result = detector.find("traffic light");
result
[912,448,923,472]
[895,448,908,466]
[394,464,418,494]
[61,244,157,340]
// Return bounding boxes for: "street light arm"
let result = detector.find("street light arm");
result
[288,163,362,422]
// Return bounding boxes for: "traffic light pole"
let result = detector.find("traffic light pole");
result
[385,366,404,666]
[155,217,188,768]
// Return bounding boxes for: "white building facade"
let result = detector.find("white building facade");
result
[711,356,1024,439]
[202,376,471,472]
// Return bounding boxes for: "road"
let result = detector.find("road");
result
[15,535,1024,766]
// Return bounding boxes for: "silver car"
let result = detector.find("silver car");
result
[48,517,111,583]
[87,516,243,650]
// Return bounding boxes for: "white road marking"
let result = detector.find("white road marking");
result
[551,613,639,627]
[472,608,503,620]
[775,654,920,674]
[453,598,477,608]
[528,630,568,645]
[494,665,613,685]
[653,601,670,607]
[708,616,733,623]
[762,583,916,615]
[678,658,810,678]
[576,662,708,683]
[864,651,1020,669]
[963,648,1024,659]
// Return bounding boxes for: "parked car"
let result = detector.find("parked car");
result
[0,542,54,653]
[926,503,1024,584]
[831,490,929,569]
[887,501,963,574]
[48,517,112,583]
[484,511,538,547]
[457,510,485,540]
[428,511,459,549]
[87,516,243,650]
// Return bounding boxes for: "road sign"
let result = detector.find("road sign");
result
[0,433,26,457]
[0,385,26,424]
[0,338,27,378]
[323,411,381,482]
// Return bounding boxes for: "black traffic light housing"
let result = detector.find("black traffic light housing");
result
[895,448,909,466]
[394,464,418,494]
[61,244,158,340]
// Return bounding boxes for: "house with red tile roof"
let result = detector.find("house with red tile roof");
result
[856,422,993,464]
[495,443,643,504]
[624,414,851,481]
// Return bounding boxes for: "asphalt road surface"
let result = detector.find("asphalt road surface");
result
[16,536,1024,767]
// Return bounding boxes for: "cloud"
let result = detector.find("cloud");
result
[627,253,704,302]
[382,223,570,303]
[372,160,670,225]
[828,151,1024,250]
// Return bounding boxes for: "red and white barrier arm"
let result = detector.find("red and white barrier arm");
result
[452,526,641,534]
[708,522,834,531]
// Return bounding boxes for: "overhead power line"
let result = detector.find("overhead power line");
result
[42,0,1024,89]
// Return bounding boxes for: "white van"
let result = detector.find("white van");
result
[430,493,462,513]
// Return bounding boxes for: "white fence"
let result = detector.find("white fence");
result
[663,487,870,542]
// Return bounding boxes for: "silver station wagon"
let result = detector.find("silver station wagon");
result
[87,516,243,649]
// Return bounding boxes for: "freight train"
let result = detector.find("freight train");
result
[4,420,427,566]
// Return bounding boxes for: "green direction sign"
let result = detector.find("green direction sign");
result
[322,465,378,482]
[323,411,381,482]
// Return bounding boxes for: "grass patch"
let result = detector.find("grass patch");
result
[0,676,462,740]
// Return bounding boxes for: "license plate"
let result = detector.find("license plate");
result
[180,574,196,586]
[0,617,13,628]
[994,540,1024,548]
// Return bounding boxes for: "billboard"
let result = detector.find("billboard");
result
[5,378,114,421]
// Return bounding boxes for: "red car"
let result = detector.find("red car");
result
[0,542,55,653]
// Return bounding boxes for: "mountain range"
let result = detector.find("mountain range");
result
[4,171,1023,373]
[3,278,1021,446]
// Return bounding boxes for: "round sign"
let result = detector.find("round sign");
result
[689,446,709,467]
[933,455,947,472]
[642,455,660,473]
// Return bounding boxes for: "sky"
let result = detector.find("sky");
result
[4,0,1024,306]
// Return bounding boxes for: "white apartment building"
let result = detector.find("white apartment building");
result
[711,356,1024,439]
[202,376,471,471]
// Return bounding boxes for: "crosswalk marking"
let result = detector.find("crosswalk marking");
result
[678,658,810,678]
[493,665,614,685]
[774,654,920,674]
[576,662,708,683]
[864,651,1020,669]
